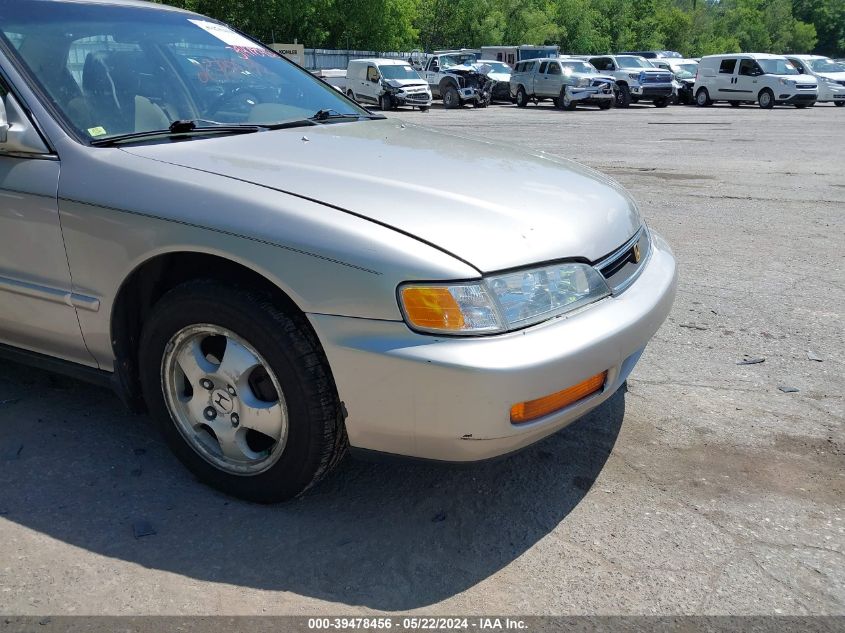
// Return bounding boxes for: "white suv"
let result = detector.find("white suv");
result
[694,54,818,109]
[785,55,845,107]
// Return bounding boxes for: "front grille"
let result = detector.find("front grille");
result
[796,84,817,90]
[642,87,672,97]
[793,94,817,101]
[642,73,672,84]
[406,93,429,102]
[595,227,651,294]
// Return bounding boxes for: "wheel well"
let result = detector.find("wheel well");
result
[111,252,303,412]
[616,80,629,88]
[439,78,458,92]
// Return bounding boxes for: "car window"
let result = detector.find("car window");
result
[756,58,798,75]
[379,64,419,80]
[539,62,548,74]
[719,59,737,74]
[616,56,652,68]
[547,63,561,75]
[591,57,609,71]
[366,66,379,82]
[0,0,368,142]
[809,58,844,73]
[738,59,762,76]
[561,61,597,74]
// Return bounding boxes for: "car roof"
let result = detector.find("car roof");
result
[788,54,827,60]
[33,0,192,11]
[701,53,786,60]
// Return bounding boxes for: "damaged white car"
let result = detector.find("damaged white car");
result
[409,50,495,108]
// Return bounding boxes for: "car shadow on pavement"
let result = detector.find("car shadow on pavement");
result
[0,362,625,611]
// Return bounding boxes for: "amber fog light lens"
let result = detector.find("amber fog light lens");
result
[510,371,607,424]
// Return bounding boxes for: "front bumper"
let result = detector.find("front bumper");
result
[567,85,615,102]
[309,231,677,461]
[777,92,818,104]
[632,85,673,99]
[393,91,433,107]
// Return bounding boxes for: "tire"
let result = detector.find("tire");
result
[138,280,347,503]
[835,101,845,107]
[379,94,393,111]
[442,85,460,109]
[653,97,669,108]
[795,103,808,109]
[515,86,528,108]
[695,88,712,107]
[419,106,430,112]
[615,84,631,108]
[560,88,577,111]
[599,99,613,110]
[758,89,774,109]
[729,101,741,107]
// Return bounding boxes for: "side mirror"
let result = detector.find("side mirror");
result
[0,92,50,155]
[0,98,8,144]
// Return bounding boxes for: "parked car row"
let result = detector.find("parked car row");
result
[336,49,845,113]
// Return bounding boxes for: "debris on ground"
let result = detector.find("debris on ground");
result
[778,385,800,393]
[737,357,765,365]
[132,519,156,538]
[2,444,23,461]
[807,350,823,362]
[680,324,708,331]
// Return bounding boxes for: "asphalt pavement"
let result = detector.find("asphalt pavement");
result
[0,100,842,616]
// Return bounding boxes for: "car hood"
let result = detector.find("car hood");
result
[571,72,614,82]
[385,78,429,89]
[817,71,845,81]
[121,119,641,272]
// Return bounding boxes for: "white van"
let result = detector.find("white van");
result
[346,59,432,111]
[693,53,818,109]
[784,55,845,106]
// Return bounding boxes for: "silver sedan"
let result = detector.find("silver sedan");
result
[0,0,676,502]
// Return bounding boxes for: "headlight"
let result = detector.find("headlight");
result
[578,77,591,87]
[779,78,795,86]
[399,263,611,336]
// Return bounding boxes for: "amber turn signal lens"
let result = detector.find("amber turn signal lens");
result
[401,287,466,331]
[510,371,607,424]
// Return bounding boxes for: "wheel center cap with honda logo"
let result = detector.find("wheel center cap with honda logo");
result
[212,389,234,414]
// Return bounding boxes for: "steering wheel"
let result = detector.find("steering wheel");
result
[206,85,265,118]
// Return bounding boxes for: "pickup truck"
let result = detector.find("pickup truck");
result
[408,50,493,108]
[585,55,674,107]
[510,57,615,110]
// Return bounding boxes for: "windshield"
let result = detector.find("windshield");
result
[561,61,598,74]
[439,54,477,68]
[616,56,654,69]
[380,64,421,80]
[808,58,844,73]
[758,58,799,75]
[0,0,368,142]
[672,63,699,78]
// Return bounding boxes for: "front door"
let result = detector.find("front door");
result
[0,76,93,364]
[545,61,564,97]
[735,58,763,100]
